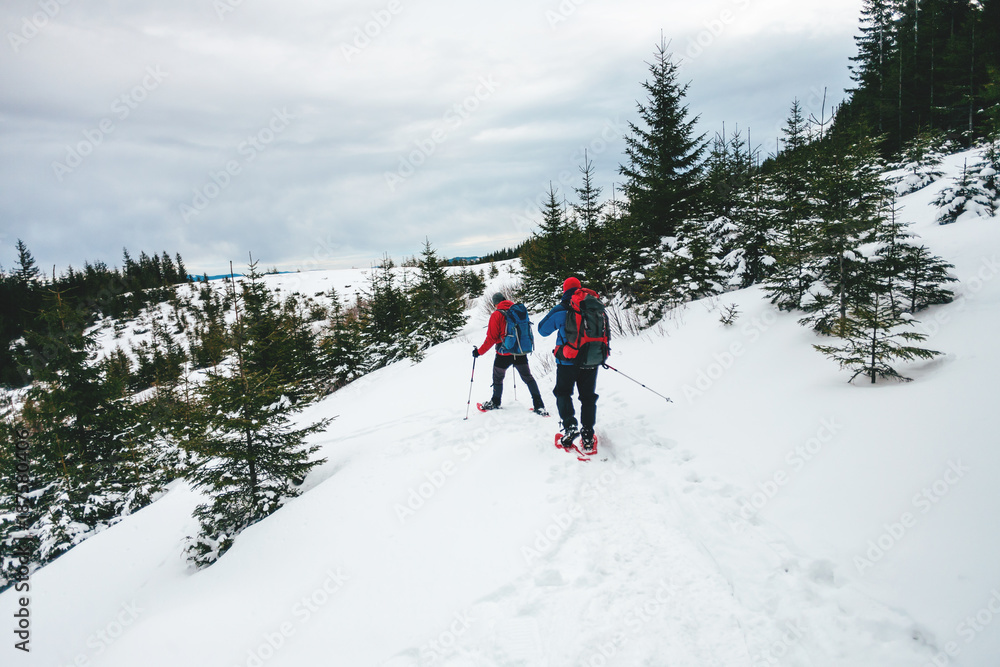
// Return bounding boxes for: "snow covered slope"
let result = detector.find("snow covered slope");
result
[3,149,999,666]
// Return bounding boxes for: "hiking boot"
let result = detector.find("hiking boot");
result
[532,406,549,417]
[480,399,500,410]
[559,423,580,448]
[580,429,596,454]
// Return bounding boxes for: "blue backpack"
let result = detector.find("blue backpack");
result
[498,303,534,355]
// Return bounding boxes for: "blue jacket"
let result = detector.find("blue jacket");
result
[538,289,576,365]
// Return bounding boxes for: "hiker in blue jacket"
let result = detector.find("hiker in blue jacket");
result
[538,277,603,452]
[474,292,548,415]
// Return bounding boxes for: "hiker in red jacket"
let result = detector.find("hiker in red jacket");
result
[473,292,548,415]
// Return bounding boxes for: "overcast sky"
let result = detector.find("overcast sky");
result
[0,0,862,276]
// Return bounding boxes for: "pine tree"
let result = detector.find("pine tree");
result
[798,135,888,336]
[454,267,486,299]
[703,126,770,289]
[724,170,774,289]
[5,282,161,574]
[410,240,466,347]
[897,244,957,312]
[618,38,707,301]
[13,240,40,286]
[572,154,612,295]
[519,184,578,308]
[762,101,819,310]
[971,137,1000,215]
[619,38,706,241]
[704,125,754,220]
[933,158,993,223]
[318,289,365,392]
[813,285,942,384]
[891,129,950,195]
[359,256,416,369]
[640,216,728,320]
[184,260,330,567]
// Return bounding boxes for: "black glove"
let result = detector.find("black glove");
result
[472,347,480,358]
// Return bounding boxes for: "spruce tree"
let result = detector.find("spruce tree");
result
[454,267,486,299]
[619,38,706,242]
[798,135,888,336]
[814,252,943,384]
[410,240,466,347]
[572,154,612,295]
[184,260,330,567]
[519,184,577,308]
[617,38,707,302]
[318,289,365,392]
[360,256,416,368]
[933,158,993,223]
[971,138,1000,215]
[6,282,159,574]
[724,170,774,289]
[641,216,728,320]
[704,126,753,220]
[762,101,819,311]
[813,288,942,383]
[891,129,950,195]
[898,244,957,312]
[13,240,40,286]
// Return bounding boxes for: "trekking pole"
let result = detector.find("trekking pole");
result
[602,363,673,403]
[513,368,517,401]
[464,356,477,420]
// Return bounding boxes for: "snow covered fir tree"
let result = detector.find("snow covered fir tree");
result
[2,3,1000,662]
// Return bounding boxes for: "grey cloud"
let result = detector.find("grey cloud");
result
[1,0,862,276]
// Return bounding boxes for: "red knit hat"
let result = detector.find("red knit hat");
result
[562,277,581,292]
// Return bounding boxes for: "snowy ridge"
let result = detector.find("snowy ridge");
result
[3,148,1000,665]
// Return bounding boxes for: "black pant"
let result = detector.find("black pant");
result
[553,364,598,431]
[492,354,544,409]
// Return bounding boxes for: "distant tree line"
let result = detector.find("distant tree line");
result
[0,244,193,387]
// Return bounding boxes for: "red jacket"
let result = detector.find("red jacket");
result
[477,300,515,356]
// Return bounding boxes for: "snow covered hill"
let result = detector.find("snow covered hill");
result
[3,148,1000,666]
